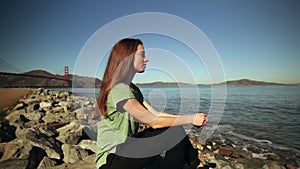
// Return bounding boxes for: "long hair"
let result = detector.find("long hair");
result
[97,38,143,118]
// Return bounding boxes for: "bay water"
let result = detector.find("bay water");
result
[67,85,300,165]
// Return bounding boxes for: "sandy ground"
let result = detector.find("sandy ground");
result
[0,88,32,110]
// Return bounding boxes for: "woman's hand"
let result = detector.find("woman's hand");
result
[192,112,208,128]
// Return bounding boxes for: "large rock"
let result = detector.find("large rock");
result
[13,102,28,110]
[51,106,65,114]
[56,120,83,145]
[26,103,40,112]
[25,110,43,123]
[210,154,232,169]
[58,101,73,111]
[77,140,97,153]
[218,147,233,156]
[0,122,16,143]
[26,146,47,169]
[0,158,28,169]
[57,91,72,101]
[39,101,53,109]
[42,109,76,124]
[235,158,265,169]
[20,98,41,105]
[0,140,33,162]
[37,156,57,169]
[61,144,89,163]
[0,141,25,161]
[5,109,27,126]
[43,155,97,169]
[25,128,63,160]
[263,161,286,169]
[231,147,252,159]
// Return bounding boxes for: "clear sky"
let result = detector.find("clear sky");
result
[0,0,299,84]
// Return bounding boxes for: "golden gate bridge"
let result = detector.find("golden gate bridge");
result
[0,58,71,87]
[0,66,71,87]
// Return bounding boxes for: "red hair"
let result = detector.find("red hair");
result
[97,38,143,118]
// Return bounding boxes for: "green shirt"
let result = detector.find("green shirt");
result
[96,83,143,168]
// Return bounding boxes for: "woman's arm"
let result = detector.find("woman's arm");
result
[142,99,177,117]
[121,98,208,129]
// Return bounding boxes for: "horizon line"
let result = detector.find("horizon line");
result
[1,69,299,85]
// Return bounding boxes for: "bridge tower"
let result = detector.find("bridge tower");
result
[64,66,69,87]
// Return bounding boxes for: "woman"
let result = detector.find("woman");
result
[96,38,208,169]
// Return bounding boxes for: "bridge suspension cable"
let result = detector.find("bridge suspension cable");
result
[0,58,23,72]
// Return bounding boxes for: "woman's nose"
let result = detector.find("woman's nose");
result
[145,56,149,62]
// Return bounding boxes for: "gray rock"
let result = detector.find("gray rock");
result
[26,103,40,112]
[286,163,297,169]
[0,141,23,161]
[0,122,16,143]
[5,109,27,125]
[233,162,245,169]
[20,98,40,105]
[26,146,47,169]
[43,155,97,169]
[42,112,59,124]
[36,95,49,102]
[56,120,83,145]
[61,144,89,163]
[15,127,28,139]
[42,110,76,124]
[58,91,71,100]
[0,140,32,161]
[25,110,42,122]
[25,128,63,160]
[40,101,52,109]
[236,158,265,169]
[13,102,28,110]
[75,107,98,121]
[37,156,57,169]
[263,161,286,169]
[231,147,252,159]
[0,158,28,169]
[38,126,58,137]
[58,101,71,107]
[209,156,232,169]
[77,140,97,153]
[51,106,65,114]
[35,88,44,94]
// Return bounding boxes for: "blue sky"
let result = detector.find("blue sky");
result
[0,0,299,84]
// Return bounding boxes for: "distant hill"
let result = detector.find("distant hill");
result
[0,70,101,88]
[136,81,193,86]
[136,79,291,86]
[216,79,287,86]
[22,70,59,78]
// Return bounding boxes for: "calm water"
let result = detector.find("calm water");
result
[66,85,300,165]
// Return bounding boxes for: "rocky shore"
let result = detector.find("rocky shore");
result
[0,88,298,169]
[186,136,298,169]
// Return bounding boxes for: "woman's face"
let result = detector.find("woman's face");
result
[133,44,148,73]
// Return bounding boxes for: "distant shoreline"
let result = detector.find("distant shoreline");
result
[136,79,299,86]
[1,83,298,88]
[1,70,299,87]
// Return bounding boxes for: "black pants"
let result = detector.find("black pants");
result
[99,126,200,169]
